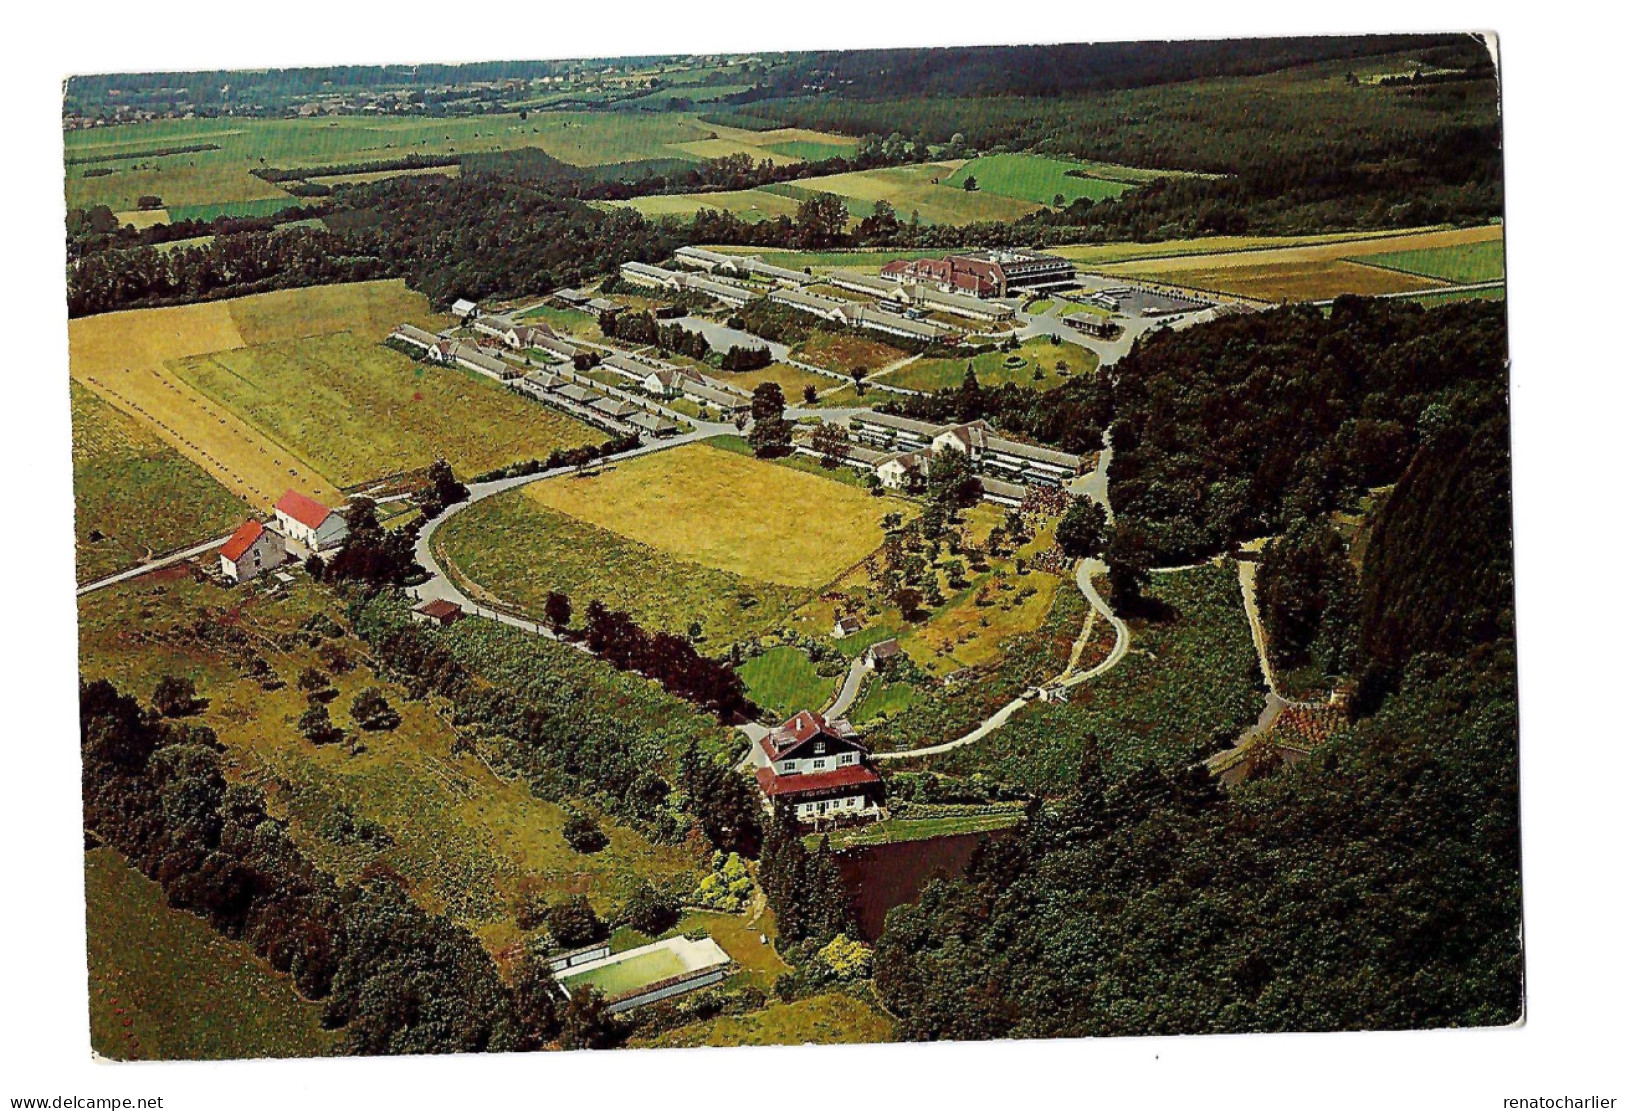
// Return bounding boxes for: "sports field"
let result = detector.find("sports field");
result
[525,443,894,588]
[71,382,250,584]
[942,153,1137,206]
[85,848,337,1061]
[562,949,690,998]
[1096,225,1504,302]
[170,332,597,488]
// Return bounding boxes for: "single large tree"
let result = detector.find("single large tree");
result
[1056,499,1109,560]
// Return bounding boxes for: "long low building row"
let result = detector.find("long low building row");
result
[766,287,954,343]
[846,410,1087,489]
[673,246,811,287]
[619,261,756,308]
[513,370,683,437]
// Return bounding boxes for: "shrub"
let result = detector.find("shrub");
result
[562,809,609,853]
[151,675,200,717]
[548,895,607,950]
[350,687,400,731]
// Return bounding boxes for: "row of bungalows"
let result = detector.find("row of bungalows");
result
[672,246,811,287]
[848,411,1086,489]
[598,351,750,415]
[409,337,522,381]
[795,438,1029,506]
[825,271,1015,322]
[388,323,445,354]
[516,369,684,437]
[552,288,623,318]
[618,262,756,308]
[766,287,954,344]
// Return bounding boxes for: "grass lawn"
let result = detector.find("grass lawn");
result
[611,188,806,224]
[818,810,1025,850]
[85,847,337,1061]
[71,382,251,584]
[943,153,1137,206]
[794,330,910,375]
[713,361,837,401]
[882,339,1100,393]
[740,646,839,719]
[848,675,918,725]
[170,331,598,489]
[435,487,811,645]
[1356,238,1506,284]
[76,576,703,954]
[628,991,893,1049]
[522,442,893,589]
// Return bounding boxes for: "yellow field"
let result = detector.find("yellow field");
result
[114,208,169,228]
[68,281,445,506]
[714,362,837,400]
[523,442,894,588]
[1096,225,1503,302]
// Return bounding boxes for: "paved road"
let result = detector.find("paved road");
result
[75,531,239,597]
[824,656,874,718]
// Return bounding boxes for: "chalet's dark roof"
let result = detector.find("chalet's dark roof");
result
[866,638,902,659]
[761,709,863,762]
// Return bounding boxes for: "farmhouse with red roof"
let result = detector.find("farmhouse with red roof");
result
[218,518,287,584]
[273,490,349,552]
[753,710,883,823]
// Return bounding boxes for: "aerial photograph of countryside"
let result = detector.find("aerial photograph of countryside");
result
[64,34,1518,1060]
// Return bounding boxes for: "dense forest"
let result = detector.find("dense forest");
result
[873,299,1519,1038]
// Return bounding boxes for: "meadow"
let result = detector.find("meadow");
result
[435,492,811,644]
[739,646,840,720]
[878,338,1101,393]
[1357,237,1506,284]
[171,332,597,489]
[85,847,337,1061]
[71,382,250,583]
[68,281,444,505]
[793,329,911,375]
[1096,224,1503,302]
[942,153,1138,206]
[522,443,894,589]
[77,575,707,956]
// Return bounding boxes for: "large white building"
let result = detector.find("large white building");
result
[273,491,349,552]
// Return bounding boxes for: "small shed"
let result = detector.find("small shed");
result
[412,598,465,627]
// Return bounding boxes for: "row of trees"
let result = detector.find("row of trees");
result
[581,600,755,722]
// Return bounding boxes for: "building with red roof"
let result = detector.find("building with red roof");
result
[753,710,883,823]
[273,490,349,552]
[412,598,465,626]
[218,518,287,584]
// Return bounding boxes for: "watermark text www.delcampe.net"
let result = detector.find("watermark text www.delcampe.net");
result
[10,1098,163,1109]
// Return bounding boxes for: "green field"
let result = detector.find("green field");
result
[767,140,859,161]
[435,490,812,645]
[1357,239,1506,284]
[849,675,918,724]
[170,332,598,488]
[1403,284,1507,307]
[71,382,251,583]
[740,646,839,719]
[613,188,805,224]
[64,112,859,214]
[85,848,337,1060]
[818,810,1025,850]
[880,338,1100,393]
[943,153,1138,206]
